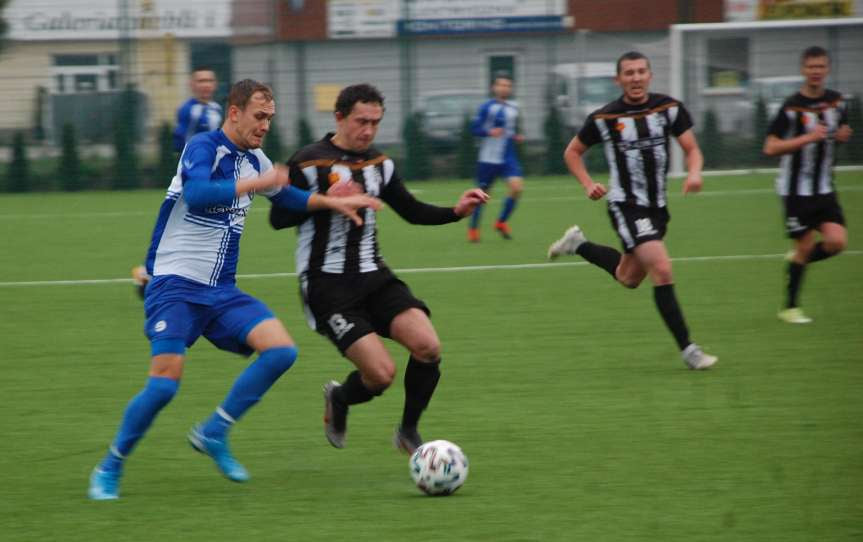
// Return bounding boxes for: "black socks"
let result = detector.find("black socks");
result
[335,370,378,406]
[808,242,838,263]
[653,284,691,351]
[786,262,805,309]
[401,357,441,430]
[576,242,622,280]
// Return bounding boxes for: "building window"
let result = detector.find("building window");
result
[51,53,119,94]
[706,38,749,89]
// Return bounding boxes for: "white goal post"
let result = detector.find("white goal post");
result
[668,17,863,176]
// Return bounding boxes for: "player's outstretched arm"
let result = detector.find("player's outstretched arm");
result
[307,193,381,227]
[564,136,606,200]
[677,129,704,194]
[184,145,287,210]
[379,174,476,225]
[236,164,291,195]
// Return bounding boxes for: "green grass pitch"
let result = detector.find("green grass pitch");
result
[0,172,861,541]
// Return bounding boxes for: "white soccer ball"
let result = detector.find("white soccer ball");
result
[409,439,469,496]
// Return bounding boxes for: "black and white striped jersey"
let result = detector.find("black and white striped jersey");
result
[768,90,848,197]
[577,93,693,208]
[269,133,459,278]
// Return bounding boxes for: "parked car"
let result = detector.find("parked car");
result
[750,75,805,118]
[416,90,488,145]
[549,62,619,131]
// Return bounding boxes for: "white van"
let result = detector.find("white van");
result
[550,62,619,131]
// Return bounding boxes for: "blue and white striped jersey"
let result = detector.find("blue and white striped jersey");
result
[173,98,223,152]
[471,99,520,165]
[144,129,283,287]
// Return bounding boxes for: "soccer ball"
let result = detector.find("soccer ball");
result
[409,440,469,496]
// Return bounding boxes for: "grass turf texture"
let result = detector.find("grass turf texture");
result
[0,173,861,541]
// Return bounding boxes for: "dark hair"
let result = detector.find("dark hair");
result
[616,51,650,75]
[334,83,385,117]
[801,46,830,64]
[227,79,274,109]
[492,71,513,85]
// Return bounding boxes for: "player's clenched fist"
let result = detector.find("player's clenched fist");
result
[585,182,607,200]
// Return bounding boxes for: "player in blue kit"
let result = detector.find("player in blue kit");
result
[88,79,379,500]
[467,74,525,242]
[173,67,224,152]
[133,67,224,297]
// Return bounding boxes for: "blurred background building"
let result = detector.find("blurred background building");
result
[0,0,861,188]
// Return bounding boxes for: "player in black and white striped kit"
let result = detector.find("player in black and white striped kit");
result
[269,84,488,454]
[764,46,852,324]
[547,51,717,370]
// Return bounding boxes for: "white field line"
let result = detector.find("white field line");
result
[2,183,862,220]
[1,251,860,288]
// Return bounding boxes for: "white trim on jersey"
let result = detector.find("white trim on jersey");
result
[358,165,382,273]
[210,228,232,286]
[646,112,669,207]
[609,202,635,250]
[619,117,651,208]
[184,214,229,229]
[597,121,623,203]
[299,274,317,330]
[383,158,395,186]
[250,149,278,198]
[150,133,271,286]
[819,107,838,194]
[295,164,321,278]
[212,145,232,173]
[775,109,796,196]
[478,102,517,164]
[321,215,351,273]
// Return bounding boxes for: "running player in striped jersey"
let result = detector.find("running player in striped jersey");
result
[547,51,717,370]
[88,79,379,500]
[269,84,488,454]
[467,74,525,242]
[763,46,852,324]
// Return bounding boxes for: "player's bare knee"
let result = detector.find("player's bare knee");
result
[824,238,846,254]
[410,339,441,363]
[363,362,396,390]
[619,277,641,289]
[650,262,673,285]
[508,182,523,199]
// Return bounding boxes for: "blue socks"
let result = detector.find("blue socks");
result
[498,197,517,222]
[201,346,298,440]
[98,347,297,472]
[469,205,483,229]
[99,376,179,472]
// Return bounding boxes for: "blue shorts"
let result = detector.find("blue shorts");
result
[476,160,523,190]
[144,275,275,357]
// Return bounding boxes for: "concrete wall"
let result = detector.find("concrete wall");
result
[235,31,671,148]
[0,39,192,142]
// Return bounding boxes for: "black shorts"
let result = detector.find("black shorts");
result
[607,202,670,253]
[782,193,845,239]
[301,267,430,354]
